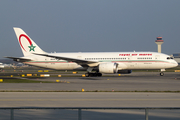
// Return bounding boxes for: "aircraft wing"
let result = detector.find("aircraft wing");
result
[5,57,32,62]
[33,53,99,67]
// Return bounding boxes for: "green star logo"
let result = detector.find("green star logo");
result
[28,44,36,52]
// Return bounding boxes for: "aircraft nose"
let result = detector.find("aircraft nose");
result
[174,60,178,67]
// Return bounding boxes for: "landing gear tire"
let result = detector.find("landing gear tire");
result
[85,73,102,77]
[89,73,93,77]
[85,73,89,77]
[97,73,102,77]
[160,72,164,76]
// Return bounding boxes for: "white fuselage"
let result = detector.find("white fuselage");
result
[23,52,178,71]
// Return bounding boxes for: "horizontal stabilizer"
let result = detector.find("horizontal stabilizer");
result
[5,57,32,62]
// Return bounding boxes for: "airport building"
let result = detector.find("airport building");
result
[155,37,164,53]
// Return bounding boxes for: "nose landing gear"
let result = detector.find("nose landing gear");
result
[160,69,165,76]
[160,72,164,76]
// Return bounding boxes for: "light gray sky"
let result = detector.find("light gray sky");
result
[0,0,180,59]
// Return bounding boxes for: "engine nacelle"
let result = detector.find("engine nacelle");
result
[99,63,118,74]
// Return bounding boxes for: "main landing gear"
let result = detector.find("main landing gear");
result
[85,72,102,77]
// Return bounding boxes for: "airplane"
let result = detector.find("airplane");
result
[0,63,4,69]
[6,27,178,77]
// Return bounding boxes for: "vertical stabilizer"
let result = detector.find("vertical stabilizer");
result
[13,27,46,56]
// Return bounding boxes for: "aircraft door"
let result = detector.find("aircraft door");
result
[77,56,82,59]
[128,55,138,69]
[155,55,165,68]
[45,57,49,68]
[155,55,160,60]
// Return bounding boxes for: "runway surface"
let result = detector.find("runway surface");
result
[1,92,180,107]
[0,92,180,120]
[0,72,180,120]
[0,72,180,91]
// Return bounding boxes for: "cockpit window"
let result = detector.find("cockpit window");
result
[167,57,174,60]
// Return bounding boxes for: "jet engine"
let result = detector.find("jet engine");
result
[99,63,118,73]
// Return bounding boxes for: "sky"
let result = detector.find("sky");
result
[0,0,180,59]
